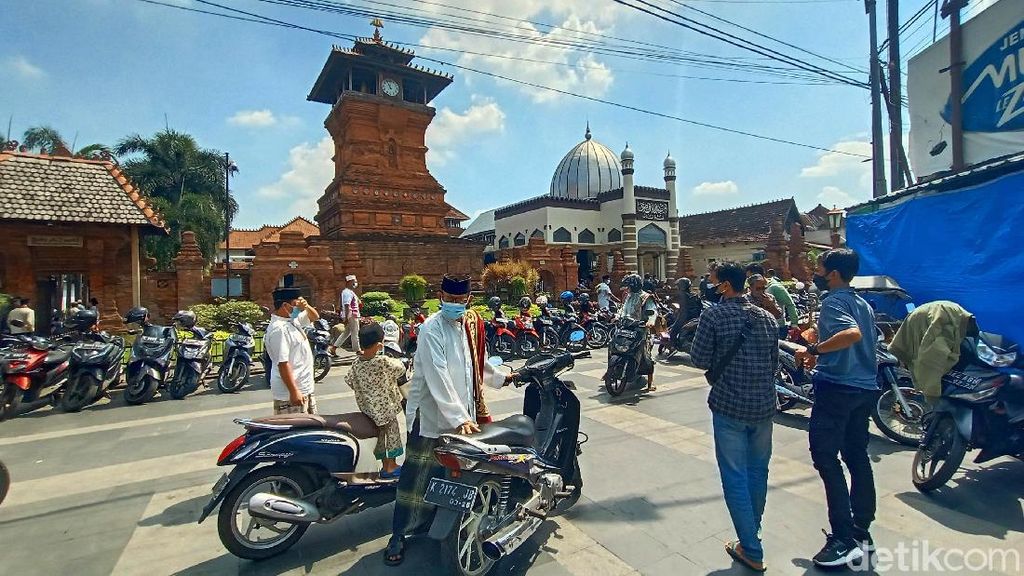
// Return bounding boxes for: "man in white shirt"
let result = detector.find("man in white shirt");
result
[384,275,513,567]
[332,274,361,355]
[7,298,35,335]
[596,274,619,311]
[264,287,321,415]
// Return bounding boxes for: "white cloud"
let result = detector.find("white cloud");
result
[418,2,624,103]
[427,97,506,167]
[5,55,45,80]
[692,180,739,196]
[816,185,862,208]
[257,136,334,217]
[800,140,872,179]
[228,109,278,127]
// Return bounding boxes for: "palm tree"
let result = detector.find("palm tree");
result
[115,129,239,269]
[21,125,109,158]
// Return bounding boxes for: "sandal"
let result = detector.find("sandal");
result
[725,540,766,572]
[383,536,405,566]
[380,466,402,480]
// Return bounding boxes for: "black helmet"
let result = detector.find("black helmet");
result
[125,306,149,325]
[487,296,502,310]
[172,310,197,329]
[622,273,642,292]
[676,277,691,291]
[518,296,532,309]
[578,293,590,302]
[66,308,98,330]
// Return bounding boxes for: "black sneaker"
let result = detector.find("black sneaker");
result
[812,530,864,568]
[852,526,876,554]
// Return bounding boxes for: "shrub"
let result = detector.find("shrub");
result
[399,274,428,303]
[360,291,394,317]
[510,275,528,300]
[189,303,219,330]
[481,260,540,299]
[188,300,265,331]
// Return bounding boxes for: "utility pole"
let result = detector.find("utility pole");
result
[866,0,888,198]
[944,0,967,171]
[224,152,232,300]
[886,0,905,190]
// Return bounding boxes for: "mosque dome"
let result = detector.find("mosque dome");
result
[621,143,634,161]
[664,152,676,169]
[549,125,622,199]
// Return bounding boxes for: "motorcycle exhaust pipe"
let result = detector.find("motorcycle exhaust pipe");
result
[248,492,321,523]
[481,515,543,560]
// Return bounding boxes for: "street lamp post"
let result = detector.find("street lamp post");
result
[827,206,845,248]
[224,152,232,300]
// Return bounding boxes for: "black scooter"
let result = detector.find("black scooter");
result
[306,318,333,382]
[60,310,125,412]
[913,332,1024,491]
[217,322,256,394]
[168,311,214,400]
[426,333,590,576]
[604,316,652,396]
[123,307,176,405]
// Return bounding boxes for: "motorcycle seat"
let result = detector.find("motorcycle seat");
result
[45,348,71,364]
[248,412,379,439]
[474,414,535,447]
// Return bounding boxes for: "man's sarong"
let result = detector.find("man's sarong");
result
[392,420,444,538]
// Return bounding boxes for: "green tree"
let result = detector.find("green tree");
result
[21,125,109,158]
[114,129,238,269]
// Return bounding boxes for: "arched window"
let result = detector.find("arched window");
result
[514,232,526,246]
[637,223,667,247]
[498,235,510,249]
[578,229,595,244]
[607,228,622,242]
[552,227,572,243]
[531,229,544,239]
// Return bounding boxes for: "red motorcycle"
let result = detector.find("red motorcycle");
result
[400,311,427,357]
[513,313,541,359]
[487,316,519,360]
[0,331,73,421]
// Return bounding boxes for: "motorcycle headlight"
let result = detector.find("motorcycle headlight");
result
[180,347,200,359]
[977,339,1017,368]
[614,343,630,353]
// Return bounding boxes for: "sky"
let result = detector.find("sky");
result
[0,0,995,230]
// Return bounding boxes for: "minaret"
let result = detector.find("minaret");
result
[620,143,639,274]
[664,152,681,279]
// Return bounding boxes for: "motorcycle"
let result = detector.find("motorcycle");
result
[199,410,401,559]
[513,314,542,359]
[217,322,256,394]
[776,337,928,447]
[657,301,709,359]
[551,313,589,353]
[604,316,652,397]
[912,332,1024,492]
[400,311,427,357]
[306,319,333,383]
[60,311,125,412]
[167,311,214,400]
[123,307,177,405]
[0,323,73,420]
[487,316,519,360]
[425,333,590,576]
[579,311,611,350]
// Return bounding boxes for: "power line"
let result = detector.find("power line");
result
[140,0,871,158]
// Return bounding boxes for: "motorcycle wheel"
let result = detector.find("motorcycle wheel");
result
[912,413,967,492]
[550,458,583,516]
[540,327,560,351]
[61,373,99,413]
[313,353,331,382]
[0,382,20,422]
[218,358,250,394]
[168,371,198,400]
[605,358,633,397]
[443,477,502,576]
[587,325,609,349]
[0,459,9,505]
[657,342,677,359]
[216,466,313,560]
[490,333,517,359]
[872,386,927,447]
[123,375,158,405]
[776,370,799,412]
[564,330,588,353]
[516,333,541,359]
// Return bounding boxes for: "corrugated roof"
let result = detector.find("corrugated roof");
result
[461,209,495,238]
[0,151,165,230]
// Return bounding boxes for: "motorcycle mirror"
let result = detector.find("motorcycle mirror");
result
[569,330,586,342]
[487,355,504,367]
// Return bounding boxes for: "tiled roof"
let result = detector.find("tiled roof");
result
[0,151,166,230]
[445,204,470,221]
[678,198,800,245]
[220,216,319,250]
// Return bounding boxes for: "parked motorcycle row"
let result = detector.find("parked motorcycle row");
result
[485,297,607,361]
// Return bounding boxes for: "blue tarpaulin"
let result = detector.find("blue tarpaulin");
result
[846,162,1023,344]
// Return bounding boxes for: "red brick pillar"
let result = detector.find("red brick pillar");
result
[765,218,790,279]
[174,231,206,311]
[788,222,810,282]
[559,247,579,293]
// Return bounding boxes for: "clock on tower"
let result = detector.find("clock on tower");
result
[308,27,455,241]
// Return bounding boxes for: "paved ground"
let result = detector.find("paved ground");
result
[1,350,1022,576]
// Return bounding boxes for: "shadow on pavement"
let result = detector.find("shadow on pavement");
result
[138,493,211,528]
[790,556,881,575]
[894,461,1024,538]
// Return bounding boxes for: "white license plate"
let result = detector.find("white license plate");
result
[424,478,477,513]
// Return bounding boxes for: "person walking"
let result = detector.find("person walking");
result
[6,298,35,334]
[264,287,322,415]
[690,262,778,572]
[332,274,361,356]
[795,248,880,567]
[595,274,619,311]
[746,263,799,339]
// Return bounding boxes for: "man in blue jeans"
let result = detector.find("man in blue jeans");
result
[691,261,779,572]
[796,248,879,567]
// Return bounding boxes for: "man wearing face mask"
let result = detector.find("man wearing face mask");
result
[794,249,879,568]
[618,273,659,392]
[384,275,514,567]
[264,287,321,415]
[331,274,362,356]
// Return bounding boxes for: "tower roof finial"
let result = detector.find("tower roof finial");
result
[585,121,592,140]
[371,17,384,43]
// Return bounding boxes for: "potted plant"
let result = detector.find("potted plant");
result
[399,274,428,306]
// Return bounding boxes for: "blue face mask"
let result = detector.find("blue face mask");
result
[289,304,302,319]
[440,301,467,320]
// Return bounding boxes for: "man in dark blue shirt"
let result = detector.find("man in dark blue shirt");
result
[795,248,879,568]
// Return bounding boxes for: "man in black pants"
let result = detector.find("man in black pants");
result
[795,249,879,568]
